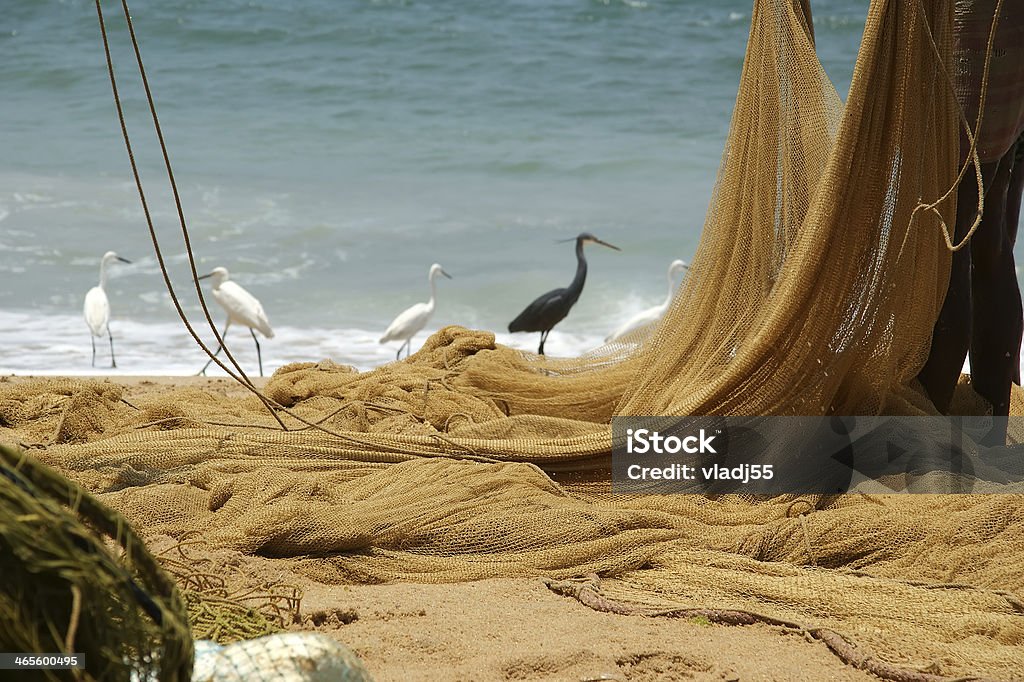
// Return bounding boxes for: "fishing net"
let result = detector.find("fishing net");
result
[7,0,1024,679]
[0,444,193,682]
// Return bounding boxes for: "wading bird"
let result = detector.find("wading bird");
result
[605,259,689,342]
[197,267,274,377]
[508,232,620,355]
[380,263,453,360]
[84,250,132,367]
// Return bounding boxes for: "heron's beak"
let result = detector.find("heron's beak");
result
[556,237,576,244]
[441,269,453,279]
[198,272,214,280]
[594,238,621,251]
[117,256,132,264]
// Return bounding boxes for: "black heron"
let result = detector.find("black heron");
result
[508,232,620,355]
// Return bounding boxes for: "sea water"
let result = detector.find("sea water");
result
[0,1,911,374]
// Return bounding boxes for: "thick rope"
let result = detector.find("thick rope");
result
[545,574,999,682]
[92,0,283,428]
[94,0,484,454]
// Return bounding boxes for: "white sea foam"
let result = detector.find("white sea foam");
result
[0,310,610,376]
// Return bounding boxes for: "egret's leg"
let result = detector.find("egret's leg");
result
[538,331,548,356]
[108,328,117,368]
[251,328,263,377]
[199,320,231,376]
[91,336,97,368]
[395,341,405,361]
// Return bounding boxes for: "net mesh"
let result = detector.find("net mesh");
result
[5,0,1024,678]
[0,444,193,682]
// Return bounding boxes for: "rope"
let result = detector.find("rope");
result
[545,574,999,682]
[93,0,286,428]
[910,0,1005,252]
[92,0,478,455]
[797,512,816,566]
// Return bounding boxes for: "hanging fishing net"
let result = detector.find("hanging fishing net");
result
[5,0,1024,679]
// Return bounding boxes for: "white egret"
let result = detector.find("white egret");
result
[605,258,689,342]
[380,263,453,360]
[197,266,274,376]
[83,250,132,367]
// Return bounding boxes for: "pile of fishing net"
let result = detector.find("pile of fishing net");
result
[0,444,374,681]
[4,0,1024,679]
[0,444,192,681]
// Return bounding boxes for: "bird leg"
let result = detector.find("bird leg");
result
[198,320,231,376]
[538,331,548,356]
[91,336,97,368]
[396,341,405,361]
[108,328,117,368]
[251,328,263,377]
[198,343,225,376]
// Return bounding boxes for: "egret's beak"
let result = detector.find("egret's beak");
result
[556,237,576,244]
[593,238,621,251]
[441,269,453,279]
[117,256,132,264]
[198,272,214,280]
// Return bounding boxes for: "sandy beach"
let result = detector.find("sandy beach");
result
[0,374,875,681]
[151,529,879,682]
[8,2,1024,680]
[2,374,875,681]
[4,373,1019,681]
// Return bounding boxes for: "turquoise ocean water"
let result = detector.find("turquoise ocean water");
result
[0,1,895,373]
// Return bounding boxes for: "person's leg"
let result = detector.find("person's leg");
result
[1003,136,1024,384]
[970,146,1024,443]
[918,162,997,412]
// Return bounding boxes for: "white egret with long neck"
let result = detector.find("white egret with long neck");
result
[605,259,689,342]
[197,266,274,376]
[380,263,453,360]
[83,250,131,367]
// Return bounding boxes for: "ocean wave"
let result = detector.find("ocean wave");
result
[0,311,611,376]
[1,306,982,383]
